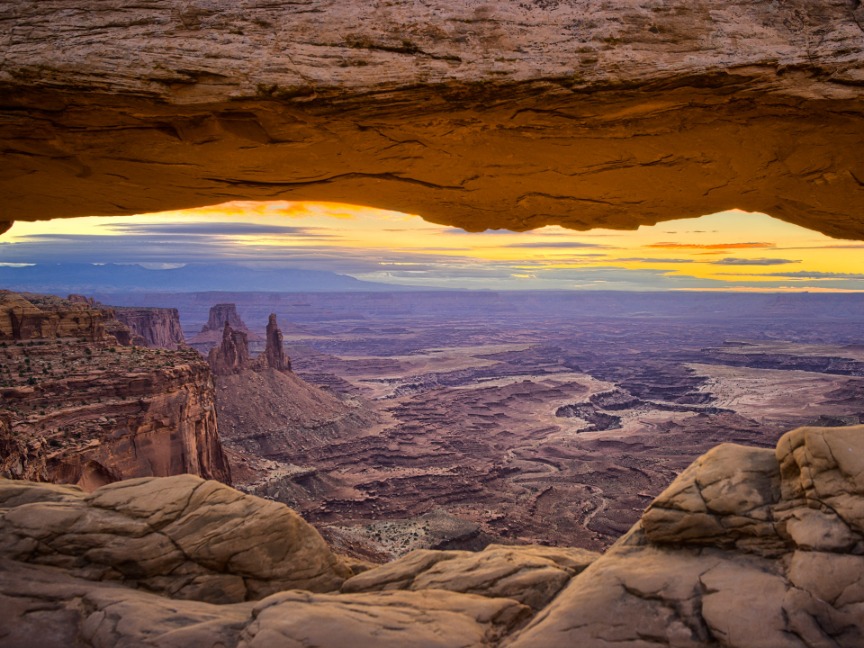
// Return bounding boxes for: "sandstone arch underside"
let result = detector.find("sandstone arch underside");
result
[1,1,863,239]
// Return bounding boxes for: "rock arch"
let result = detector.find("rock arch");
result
[1,1,862,239]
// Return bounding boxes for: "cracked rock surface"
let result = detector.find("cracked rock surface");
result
[0,474,351,603]
[4,426,864,646]
[342,544,599,611]
[1,1,863,238]
[506,425,864,647]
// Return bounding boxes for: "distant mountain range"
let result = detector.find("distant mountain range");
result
[0,263,402,294]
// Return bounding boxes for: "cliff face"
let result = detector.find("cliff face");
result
[0,291,107,342]
[111,307,185,349]
[203,303,248,333]
[0,292,230,489]
[190,302,260,355]
[3,425,864,647]
[1,1,863,239]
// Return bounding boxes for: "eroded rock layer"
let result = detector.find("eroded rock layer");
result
[1,1,863,238]
[110,307,185,349]
[3,425,864,646]
[0,292,230,488]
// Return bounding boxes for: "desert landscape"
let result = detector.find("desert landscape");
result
[91,291,864,557]
[2,0,864,645]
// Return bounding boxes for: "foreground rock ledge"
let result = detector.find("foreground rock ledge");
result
[3,424,864,646]
[1,1,864,238]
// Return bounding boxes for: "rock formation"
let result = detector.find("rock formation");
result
[110,307,185,349]
[207,322,251,376]
[0,291,107,341]
[507,424,864,647]
[0,291,230,489]
[1,1,863,239]
[203,304,248,334]
[190,303,260,355]
[4,425,864,646]
[66,294,186,349]
[258,313,290,372]
[208,312,291,375]
[0,475,350,602]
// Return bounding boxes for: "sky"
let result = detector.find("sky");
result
[2,201,864,291]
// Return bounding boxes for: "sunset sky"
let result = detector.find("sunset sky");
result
[2,202,864,291]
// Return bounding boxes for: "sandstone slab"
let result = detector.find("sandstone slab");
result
[343,544,598,611]
[0,558,530,648]
[1,2,863,238]
[0,474,351,603]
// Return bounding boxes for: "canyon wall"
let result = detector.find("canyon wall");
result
[0,291,107,342]
[111,307,185,349]
[0,1,862,238]
[0,292,230,489]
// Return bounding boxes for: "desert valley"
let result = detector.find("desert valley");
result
[3,0,864,645]
[7,289,861,561]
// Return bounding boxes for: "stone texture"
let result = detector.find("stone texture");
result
[0,291,230,488]
[203,304,248,334]
[641,442,784,555]
[255,313,290,372]
[0,291,107,341]
[209,312,290,374]
[1,1,863,238]
[342,544,599,611]
[506,425,864,647]
[208,322,251,376]
[0,474,351,603]
[0,558,530,648]
[5,426,864,646]
[110,307,185,349]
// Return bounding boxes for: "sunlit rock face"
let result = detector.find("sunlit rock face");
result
[1,1,863,238]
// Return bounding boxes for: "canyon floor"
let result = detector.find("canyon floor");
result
[99,291,864,559]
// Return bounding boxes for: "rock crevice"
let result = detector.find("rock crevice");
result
[4,425,864,646]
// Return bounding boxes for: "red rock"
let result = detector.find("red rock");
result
[208,322,251,376]
[0,291,231,489]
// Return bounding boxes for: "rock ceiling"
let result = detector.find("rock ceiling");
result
[1,1,863,238]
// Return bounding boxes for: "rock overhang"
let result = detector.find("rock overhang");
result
[1,0,863,239]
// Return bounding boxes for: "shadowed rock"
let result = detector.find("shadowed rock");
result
[1,2,863,238]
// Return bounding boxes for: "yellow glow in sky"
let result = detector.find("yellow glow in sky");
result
[3,202,864,291]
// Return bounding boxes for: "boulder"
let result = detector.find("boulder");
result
[0,474,351,603]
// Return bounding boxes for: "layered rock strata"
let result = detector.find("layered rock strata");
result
[4,425,864,646]
[110,307,185,349]
[1,1,863,238]
[0,291,108,342]
[0,292,230,488]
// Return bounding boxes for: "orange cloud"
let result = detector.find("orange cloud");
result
[645,242,775,250]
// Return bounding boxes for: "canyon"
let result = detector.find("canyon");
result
[0,291,230,489]
[94,290,864,559]
[1,1,864,645]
